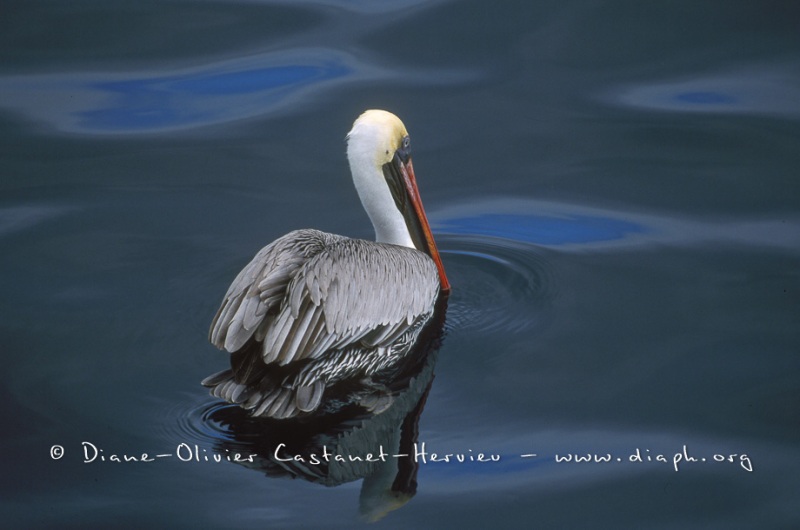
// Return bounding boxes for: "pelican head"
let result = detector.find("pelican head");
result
[347,110,450,293]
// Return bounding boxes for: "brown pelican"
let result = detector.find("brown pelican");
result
[203,109,450,419]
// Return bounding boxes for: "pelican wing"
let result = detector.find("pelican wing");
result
[209,229,328,352]
[209,229,440,368]
[262,235,440,366]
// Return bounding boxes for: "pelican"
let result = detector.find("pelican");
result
[203,109,450,419]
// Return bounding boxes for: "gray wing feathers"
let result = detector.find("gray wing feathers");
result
[295,381,326,412]
[209,229,328,352]
[209,229,440,373]
[260,239,439,366]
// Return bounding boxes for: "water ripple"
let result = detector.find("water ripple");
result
[440,234,555,335]
[156,394,238,447]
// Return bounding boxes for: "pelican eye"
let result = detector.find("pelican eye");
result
[396,135,411,163]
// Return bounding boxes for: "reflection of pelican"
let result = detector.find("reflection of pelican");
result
[203,110,450,419]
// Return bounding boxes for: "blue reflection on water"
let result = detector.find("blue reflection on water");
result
[607,62,800,118]
[439,213,645,245]
[0,46,471,134]
[81,62,350,132]
[0,49,381,134]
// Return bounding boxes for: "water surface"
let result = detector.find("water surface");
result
[1,1,798,528]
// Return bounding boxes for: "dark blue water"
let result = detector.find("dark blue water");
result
[1,1,798,528]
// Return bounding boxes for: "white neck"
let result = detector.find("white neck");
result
[348,153,415,248]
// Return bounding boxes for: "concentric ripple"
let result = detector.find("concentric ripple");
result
[156,394,243,447]
[438,233,556,336]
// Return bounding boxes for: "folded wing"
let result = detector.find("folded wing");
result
[209,228,440,374]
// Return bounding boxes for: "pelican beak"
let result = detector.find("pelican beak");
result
[384,152,451,294]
